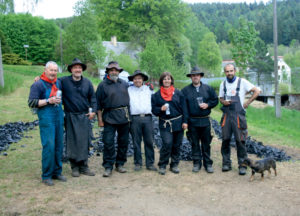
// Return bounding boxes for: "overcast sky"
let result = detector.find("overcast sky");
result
[14,0,272,19]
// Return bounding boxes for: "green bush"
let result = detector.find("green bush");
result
[208,80,222,95]
[279,83,290,95]
[3,53,32,65]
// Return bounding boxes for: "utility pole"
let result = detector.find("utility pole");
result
[0,40,4,88]
[273,0,281,118]
[60,24,63,73]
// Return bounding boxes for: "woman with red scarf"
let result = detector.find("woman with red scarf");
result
[151,72,188,175]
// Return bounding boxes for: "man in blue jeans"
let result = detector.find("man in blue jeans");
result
[28,61,66,186]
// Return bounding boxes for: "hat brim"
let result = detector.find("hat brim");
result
[67,63,87,72]
[105,67,123,74]
[186,72,204,77]
[128,73,148,82]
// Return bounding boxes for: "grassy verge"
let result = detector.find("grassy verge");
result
[211,103,300,148]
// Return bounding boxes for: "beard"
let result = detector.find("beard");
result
[110,74,119,81]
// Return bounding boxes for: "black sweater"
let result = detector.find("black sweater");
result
[181,83,218,127]
[151,88,188,132]
[60,76,97,113]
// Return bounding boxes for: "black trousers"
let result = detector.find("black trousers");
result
[221,113,248,168]
[102,122,130,169]
[189,125,213,168]
[158,129,183,168]
[130,115,155,167]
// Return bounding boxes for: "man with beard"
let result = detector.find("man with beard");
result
[96,61,130,177]
[182,66,218,173]
[219,64,260,175]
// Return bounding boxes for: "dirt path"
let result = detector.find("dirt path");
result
[1,136,300,216]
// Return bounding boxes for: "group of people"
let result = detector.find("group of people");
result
[28,58,260,186]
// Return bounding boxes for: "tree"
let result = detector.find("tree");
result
[228,17,258,76]
[249,38,274,86]
[0,0,14,14]
[197,32,222,77]
[62,1,100,64]
[0,39,4,87]
[139,37,173,80]
[184,14,210,66]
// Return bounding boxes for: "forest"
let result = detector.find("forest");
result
[0,0,299,88]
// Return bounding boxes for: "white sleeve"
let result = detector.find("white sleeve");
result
[219,81,225,98]
[242,78,255,93]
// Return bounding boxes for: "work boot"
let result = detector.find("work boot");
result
[134,164,142,171]
[158,167,166,175]
[170,166,180,174]
[42,179,54,186]
[222,165,232,172]
[205,165,214,174]
[146,165,158,171]
[103,168,112,177]
[72,167,80,177]
[116,165,127,173]
[52,175,67,182]
[192,164,201,173]
[80,167,95,176]
[239,167,247,175]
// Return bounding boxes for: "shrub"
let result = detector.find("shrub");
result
[3,53,32,65]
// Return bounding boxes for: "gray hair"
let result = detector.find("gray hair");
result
[223,63,236,72]
[45,61,58,69]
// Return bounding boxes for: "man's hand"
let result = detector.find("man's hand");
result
[49,96,61,105]
[199,103,209,109]
[34,76,40,82]
[243,102,250,109]
[86,112,96,120]
[182,123,188,130]
[220,98,231,106]
[98,120,104,127]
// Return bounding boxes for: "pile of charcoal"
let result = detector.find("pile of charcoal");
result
[0,120,39,155]
[210,119,291,161]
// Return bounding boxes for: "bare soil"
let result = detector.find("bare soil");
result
[1,137,300,216]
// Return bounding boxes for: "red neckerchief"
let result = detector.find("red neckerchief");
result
[160,85,175,101]
[107,74,112,80]
[40,72,58,97]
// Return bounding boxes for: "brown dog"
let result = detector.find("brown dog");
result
[241,157,277,181]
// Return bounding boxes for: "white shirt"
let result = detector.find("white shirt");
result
[219,77,256,107]
[128,85,152,115]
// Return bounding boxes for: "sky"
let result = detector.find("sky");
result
[14,0,272,19]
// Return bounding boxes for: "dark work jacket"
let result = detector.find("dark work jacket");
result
[181,83,218,127]
[60,76,97,113]
[151,88,188,132]
[96,78,130,124]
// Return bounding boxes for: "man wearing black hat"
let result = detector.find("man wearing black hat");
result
[96,61,130,177]
[34,58,96,177]
[181,66,218,173]
[60,58,97,177]
[128,70,157,172]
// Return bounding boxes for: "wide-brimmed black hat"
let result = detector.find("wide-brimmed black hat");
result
[128,70,148,82]
[186,66,204,77]
[67,58,87,72]
[105,61,123,74]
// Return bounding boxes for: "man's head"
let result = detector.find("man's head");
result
[67,58,87,80]
[105,61,123,82]
[187,66,204,86]
[44,61,58,81]
[128,70,149,88]
[224,64,236,80]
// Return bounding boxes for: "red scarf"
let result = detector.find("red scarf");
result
[40,72,58,97]
[160,85,175,101]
